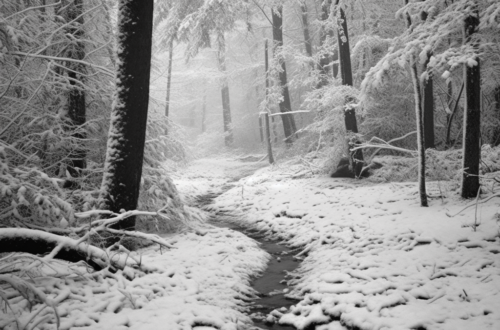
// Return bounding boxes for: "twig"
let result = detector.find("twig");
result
[446,192,500,217]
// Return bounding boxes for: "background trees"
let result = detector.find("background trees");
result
[2,0,500,262]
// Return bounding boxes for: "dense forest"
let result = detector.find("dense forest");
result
[1,0,500,329]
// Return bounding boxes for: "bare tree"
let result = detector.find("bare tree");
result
[461,2,481,199]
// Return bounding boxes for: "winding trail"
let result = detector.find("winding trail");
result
[175,156,500,330]
[193,170,302,330]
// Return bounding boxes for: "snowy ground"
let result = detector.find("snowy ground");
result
[203,158,500,330]
[3,156,499,330]
[1,159,269,330]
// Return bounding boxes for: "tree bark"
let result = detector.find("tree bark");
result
[422,57,435,149]
[446,82,464,148]
[335,1,364,176]
[410,58,429,207]
[64,0,86,187]
[317,0,333,88]
[461,3,481,199]
[272,6,297,144]
[201,88,207,133]
[300,1,313,68]
[165,38,174,118]
[421,4,435,149]
[99,0,155,231]
[216,32,233,146]
[492,86,500,146]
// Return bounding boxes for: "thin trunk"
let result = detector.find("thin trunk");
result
[445,80,453,145]
[446,82,464,148]
[492,86,500,146]
[332,49,339,78]
[265,113,274,164]
[263,38,274,163]
[422,56,435,149]
[461,3,481,199]
[216,32,233,146]
[410,58,429,207]
[335,1,364,176]
[317,0,333,88]
[64,0,86,187]
[100,0,154,231]
[165,38,174,118]
[265,39,278,144]
[201,88,207,133]
[272,6,296,144]
[300,1,313,68]
[421,4,435,149]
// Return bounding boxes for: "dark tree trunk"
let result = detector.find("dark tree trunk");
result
[272,6,296,144]
[99,0,155,231]
[64,0,86,187]
[216,32,233,146]
[335,1,364,176]
[317,0,333,88]
[461,4,481,199]
[165,38,174,118]
[422,56,435,149]
[410,58,429,207]
[300,1,313,67]
[492,86,500,146]
[421,6,435,149]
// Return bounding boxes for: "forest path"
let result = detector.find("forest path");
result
[174,156,500,330]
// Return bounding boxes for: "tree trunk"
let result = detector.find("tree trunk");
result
[201,88,207,133]
[216,32,233,146]
[461,3,481,199]
[492,86,500,146]
[264,113,274,164]
[272,6,296,144]
[265,39,278,144]
[421,5,435,149]
[422,57,435,149]
[300,1,313,68]
[165,38,174,118]
[64,0,86,187]
[332,49,339,79]
[317,0,333,88]
[99,0,155,231]
[410,58,429,207]
[446,82,464,148]
[335,1,364,176]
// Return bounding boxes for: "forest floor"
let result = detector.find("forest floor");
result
[173,156,500,330]
[3,156,500,330]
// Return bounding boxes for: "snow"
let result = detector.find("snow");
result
[2,157,500,330]
[205,159,500,330]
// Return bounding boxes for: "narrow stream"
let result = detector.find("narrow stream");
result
[196,192,301,330]
[212,221,300,330]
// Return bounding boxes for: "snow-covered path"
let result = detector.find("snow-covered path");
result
[179,157,500,330]
[5,157,498,330]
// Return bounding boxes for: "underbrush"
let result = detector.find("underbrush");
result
[368,145,500,184]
